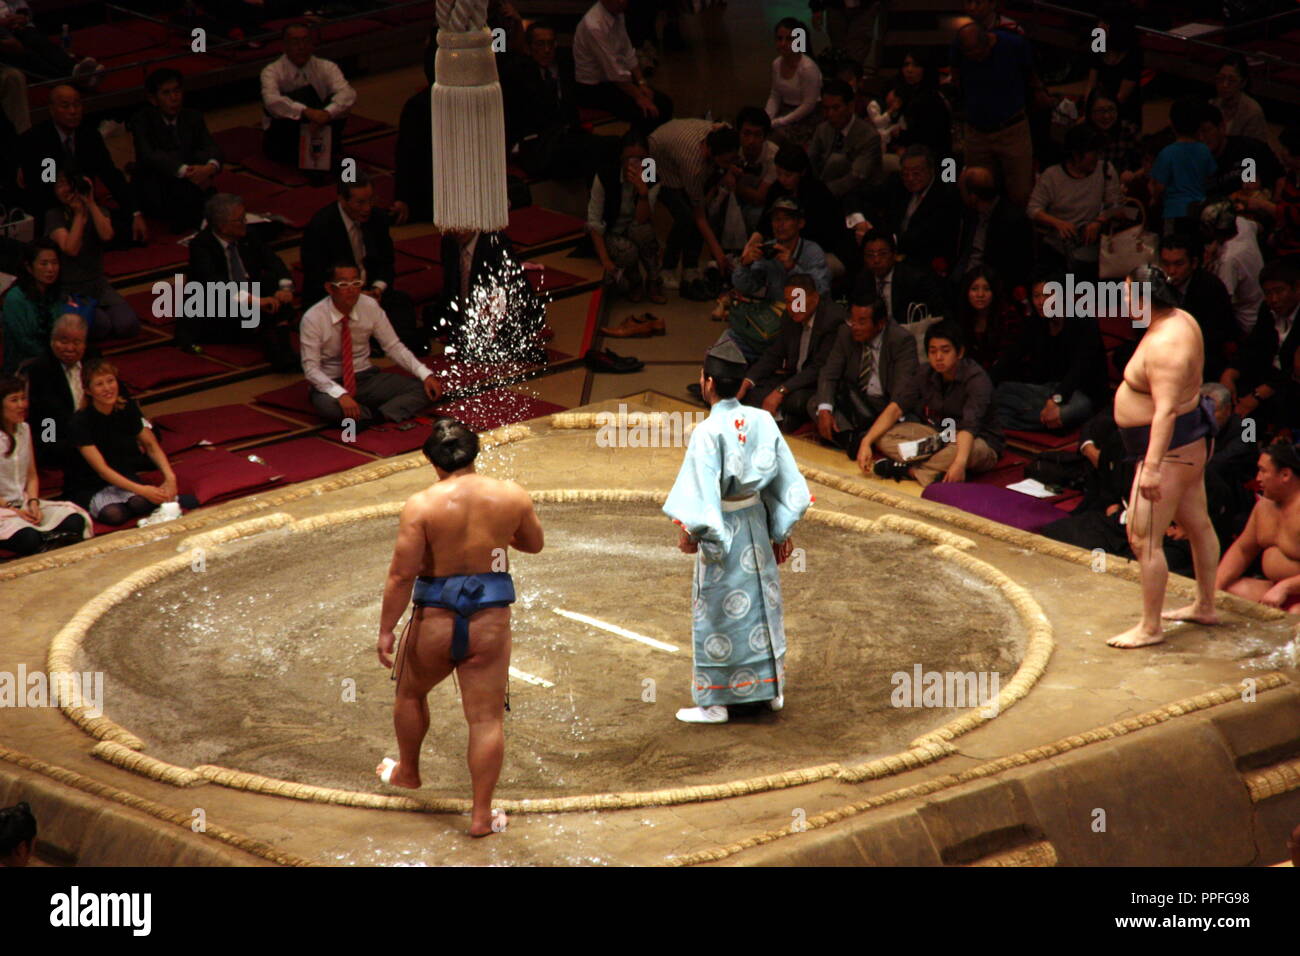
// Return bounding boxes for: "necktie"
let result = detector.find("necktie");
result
[348,221,366,269]
[876,276,889,319]
[832,131,845,153]
[166,119,179,149]
[858,340,876,393]
[339,313,357,396]
[63,133,74,159]
[226,242,248,282]
[547,68,561,105]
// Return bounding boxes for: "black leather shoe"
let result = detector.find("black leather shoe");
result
[873,458,911,481]
[584,348,643,373]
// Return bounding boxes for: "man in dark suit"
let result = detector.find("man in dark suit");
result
[19,312,95,470]
[1159,233,1239,380]
[504,19,617,183]
[18,84,146,241]
[855,229,949,331]
[431,228,547,364]
[954,165,1035,295]
[858,144,962,273]
[740,273,843,430]
[300,172,424,354]
[392,29,436,225]
[1222,256,1300,427]
[128,68,223,233]
[179,193,298,370]
[811,287,921,457]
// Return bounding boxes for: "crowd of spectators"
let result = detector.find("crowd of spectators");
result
[2,0,1300,614]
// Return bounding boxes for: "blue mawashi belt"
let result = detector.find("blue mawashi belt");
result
[412,572,516,662]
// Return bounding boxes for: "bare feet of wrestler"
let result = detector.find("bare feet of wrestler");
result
[375,757,421,789]
[1106,623,1166,649]
[470,808,508,838]
[1160,603,1220,625]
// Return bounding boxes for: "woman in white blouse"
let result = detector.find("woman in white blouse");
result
[765,17,822,145]
[0,375,91,557]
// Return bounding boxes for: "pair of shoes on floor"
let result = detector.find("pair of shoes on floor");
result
[873,458,912,481]
[603,313,666,338]
[584,348,644,373]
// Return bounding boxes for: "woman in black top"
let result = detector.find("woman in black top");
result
[1086,8,1143,130]
[764,144,854,279]
[888,48,952,159]
[955,266,1023,371]
[1083,89,1141,179]
[66,358,181,525]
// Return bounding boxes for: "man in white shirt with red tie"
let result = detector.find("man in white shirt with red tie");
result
[300,263,443,425]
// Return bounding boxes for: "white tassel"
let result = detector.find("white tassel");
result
[431,27,508,233]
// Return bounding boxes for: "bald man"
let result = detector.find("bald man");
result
[18,84,146,240]
[950,24,1037,207]
[954,164,1035,292]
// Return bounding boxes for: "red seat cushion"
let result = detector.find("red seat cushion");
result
[126,289,176,329]
[394,266,444,305]
[344,114,393,139]
[433,389,567,430]
[504,206,585,248]
[162,447,281,504]
[346,134,397,170]
[152,403,295,454]
[239,153,310,187]
[246,436,374,484]
[110,347,227,391]
[394,233,444,263]
[254,380,317,416]
[211,170,289,211]
[320,420,433,456]
[269,184,338,228]
[1003,428,1081,452]
[213,126,266,160]
[103,243,189,279]
[72,23,161,58]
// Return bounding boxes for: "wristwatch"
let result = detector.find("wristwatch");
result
[777,386,788,395]
[1051,393,1064,405]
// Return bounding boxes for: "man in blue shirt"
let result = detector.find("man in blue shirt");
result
[950,21,1036,206]
[1150,96,1218,230]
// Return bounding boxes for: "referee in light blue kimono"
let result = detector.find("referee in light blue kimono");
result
[664,338,813,723]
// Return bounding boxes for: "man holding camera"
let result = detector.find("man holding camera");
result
[19,84,146,241]
[725,198,830,362]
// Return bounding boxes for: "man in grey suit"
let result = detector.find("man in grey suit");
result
[807,79,882,205]
[812,286,920,459]
[740,273,842,430]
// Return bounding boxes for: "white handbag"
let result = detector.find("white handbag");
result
[0,205,35,243]
[1099,198,1158,279]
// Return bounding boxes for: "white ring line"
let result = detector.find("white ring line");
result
[550,607,680,653]
[508,666,555,688]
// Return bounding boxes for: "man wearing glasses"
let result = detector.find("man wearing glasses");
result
[811,285,920,461]
[300,263,443,426]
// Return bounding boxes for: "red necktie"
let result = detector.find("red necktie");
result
[339,313,357,396]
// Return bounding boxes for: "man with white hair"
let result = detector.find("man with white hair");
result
[21,312,94,469]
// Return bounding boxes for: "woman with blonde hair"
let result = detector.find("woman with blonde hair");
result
[62,359,187,526]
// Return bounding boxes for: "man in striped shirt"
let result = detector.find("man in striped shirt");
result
[649,119,742,301]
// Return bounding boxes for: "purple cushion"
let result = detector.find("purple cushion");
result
[921,483,1068,533]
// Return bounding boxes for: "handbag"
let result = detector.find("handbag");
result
[1098,197,1158,279]
[0,205,35,243]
